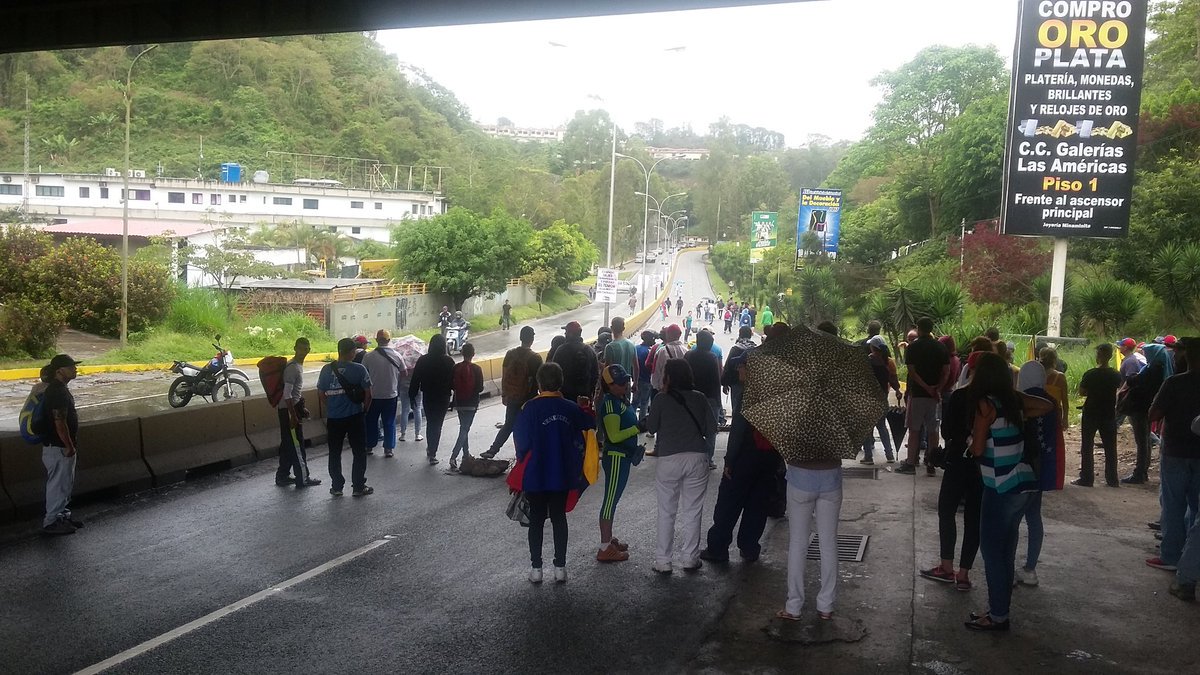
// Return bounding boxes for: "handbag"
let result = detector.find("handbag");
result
[331,364,366,405]
[505,491,531,526]
[583,429,600,485]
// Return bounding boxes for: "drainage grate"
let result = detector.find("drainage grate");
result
[807,534,869,562]
[843,466,878,480]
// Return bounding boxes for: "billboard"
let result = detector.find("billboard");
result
[594,267,618,304]
[749,211,777,264]
[1000,0,1147,238]
[796,188,842,263]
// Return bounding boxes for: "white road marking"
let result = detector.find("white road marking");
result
[74,538,393,675]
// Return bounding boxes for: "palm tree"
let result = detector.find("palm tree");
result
[310,230,354,276]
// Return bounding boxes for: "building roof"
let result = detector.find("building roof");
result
[239,278,378,291]
[41,219,221,239]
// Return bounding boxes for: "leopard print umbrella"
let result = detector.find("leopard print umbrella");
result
[741,324,888,464]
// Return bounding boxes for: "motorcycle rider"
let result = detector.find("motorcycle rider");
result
[447,311,470,350]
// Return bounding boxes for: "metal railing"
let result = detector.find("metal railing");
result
[330,282,428,302]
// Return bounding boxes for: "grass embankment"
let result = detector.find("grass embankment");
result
[705,257,730,298]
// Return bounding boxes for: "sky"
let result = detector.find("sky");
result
[376,0,1023,148]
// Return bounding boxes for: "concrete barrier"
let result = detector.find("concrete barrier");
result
[243,398,282,461]
[304,388,327,448]
[140,400,255,485]
[0,432,43,513]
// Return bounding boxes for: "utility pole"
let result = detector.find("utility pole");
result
[22,77,30,214]
[603,120,616,326]
[121,44,158,347]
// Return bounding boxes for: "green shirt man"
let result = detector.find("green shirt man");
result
[760,305,774,329]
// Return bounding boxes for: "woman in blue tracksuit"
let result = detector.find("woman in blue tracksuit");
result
[597,364,640,562]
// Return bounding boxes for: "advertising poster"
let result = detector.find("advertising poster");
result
[796,188,843,264]
[1000,0,1147,238]
[749,211,777,264]
[595,268,618,304]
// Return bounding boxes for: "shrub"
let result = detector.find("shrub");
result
[165,287,229,335]
[1150,241,1200,326]
[1073,279,1144,336]
[0,296,66,358]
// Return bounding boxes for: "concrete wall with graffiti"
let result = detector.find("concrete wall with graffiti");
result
[328,283,535,338]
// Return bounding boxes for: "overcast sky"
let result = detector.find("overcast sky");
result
[376,0,1022,147]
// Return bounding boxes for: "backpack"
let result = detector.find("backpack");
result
[18,382,49,445]
[453,362,477,405]
[257,356,288,407]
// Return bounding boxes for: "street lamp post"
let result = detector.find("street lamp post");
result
[603,119,617,326]
[616,153,673,308]
[120,44,157,347]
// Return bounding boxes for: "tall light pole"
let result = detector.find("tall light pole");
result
[121,44,157,347]
[637,192,687,252]
[603,118,617,326]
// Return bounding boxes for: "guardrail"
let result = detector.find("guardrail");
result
[330,282,429,303]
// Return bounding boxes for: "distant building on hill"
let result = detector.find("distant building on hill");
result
[478,123,565,143]
[646,147,710,161]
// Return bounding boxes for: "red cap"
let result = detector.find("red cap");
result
[664,324,682,340]
[1164,335,1178,347]
[1118,338,1136,349]
[562,321,582,336]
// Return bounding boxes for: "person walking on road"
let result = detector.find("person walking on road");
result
[409,334,455,465]
[515,363,595,583]
[277,338,319,487]
[597,365,640,562]
[483,326,543,459]
[635,331,656,422]
[398,354,422,445]
[651,325,688,397]
[685,330,723,470]
[759,305,774,331]
[676,296,683,316]
[552,321,598,406]
[363,330,402,459]
[723,306,734,334]
[39,354,82,535]
[448,343,485,471]
[684,311,695,343]
[643,359,717,574]
[501,299,512,331]
[318,338,374,497]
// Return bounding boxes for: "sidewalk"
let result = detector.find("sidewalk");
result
[694,452,1196,673]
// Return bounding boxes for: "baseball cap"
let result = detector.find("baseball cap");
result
[562,321,582,336]
[1163,335,1178,347]
[375,329,391,341]
[1118,338,1136,349]
[663,324,682,340]
[602,364,632,386]
[352,334,368,347]
[48,354,82,370]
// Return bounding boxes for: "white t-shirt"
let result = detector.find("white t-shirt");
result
[276,360,304,410]
[363,347,403,399]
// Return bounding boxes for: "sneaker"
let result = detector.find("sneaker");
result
[330,487,344,496]
[1169,581,1196,601]
[352,486,374,497]
[398,434,406,442]
[1146,557,1178,571]
[1121,474,1147,485]
[275,479,294,486]
[1149,521,1161,531]
[920,566,955,583]
[652,561,673,575]
[384,450,394,458]
[416,434,424,442]
[553,566,568,583]
[428,456,439,466]
[42,519,76,535]
[895,463,917,475]
[926,464,937,477]
[529,567,543,584]
[1015,567,1039,586]
[366,448,375,456]
[609,537,630,552]
[448,460,459,472]
[1070,477,1093,487]
[681,560,703,572]
[699,548,729,563]
[597,544,629,562]
[859,459,875,465]
[300,478,322,487]
[480,450,498,459]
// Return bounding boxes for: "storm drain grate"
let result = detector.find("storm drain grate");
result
[843,466,879,480]
[807,534,869,562]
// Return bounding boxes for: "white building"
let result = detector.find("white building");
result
[0,170,447,244]
[477,124,565,143]
[646,147,710,161]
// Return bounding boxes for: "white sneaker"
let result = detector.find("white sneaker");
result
[652,561,673,575]
[1016,567,1039,586]
[416,434,424,442]
[553,565,567,583]
[528,567,543,584]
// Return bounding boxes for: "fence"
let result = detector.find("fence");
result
[329,282,429,303]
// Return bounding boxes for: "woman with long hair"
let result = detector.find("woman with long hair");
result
[408,333,455,465]
[919,382,982,592]
[964,353,1055,631]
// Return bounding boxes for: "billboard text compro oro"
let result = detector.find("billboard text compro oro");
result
[1000,0,1147,238]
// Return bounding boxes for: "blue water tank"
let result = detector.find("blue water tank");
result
[220,162,242,183]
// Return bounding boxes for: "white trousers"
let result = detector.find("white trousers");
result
[655,452,710,566]
[786,483,843,615]
[42,446,76,528]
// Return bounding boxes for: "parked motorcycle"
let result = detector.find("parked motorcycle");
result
[167,335,251,408]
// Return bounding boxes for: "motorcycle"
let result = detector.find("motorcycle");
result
[445,323,469,355]
[167,335,252,408]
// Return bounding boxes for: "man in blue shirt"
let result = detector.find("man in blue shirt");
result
[318,337,374,497]
[635,331,656,422]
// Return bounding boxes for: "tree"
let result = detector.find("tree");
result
[392,207,533,310]
[1150,241,1200,325]
[189,243,276,318]
[527,220,598,289]
[560,109,615,174]
[955,220,1051,306]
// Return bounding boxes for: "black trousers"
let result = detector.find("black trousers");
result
[1081,413,1119,485]
[423,403,449,458]
[1128,412,1151,479]
[937,459,982,569]
[488,401,523,454]
[527,491,569,568]
[706,448,780,557]
[327,414,367,491]
[276,408,310,485]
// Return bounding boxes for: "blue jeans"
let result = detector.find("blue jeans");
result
[400,391,422,437]
[1022,491,1043,570]
[1160,456,1200,565]
[861,416,894,461]
[979,489,1035,622]
[635,382,652,422]
[706,397,721,462]
[1177,517,1200,585]
[450,408,476,461]
[365,397,397,451]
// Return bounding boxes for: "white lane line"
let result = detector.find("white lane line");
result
[74,538,393,675]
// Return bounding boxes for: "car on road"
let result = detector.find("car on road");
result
[616,280,636,294]
[634,253,644,263]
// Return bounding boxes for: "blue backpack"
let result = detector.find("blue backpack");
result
[18,383,48,445]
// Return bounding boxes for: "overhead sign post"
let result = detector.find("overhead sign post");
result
[796,188,843,268]
[749,211,777,264]
[999,0,1147,335]
[595,267,619,304]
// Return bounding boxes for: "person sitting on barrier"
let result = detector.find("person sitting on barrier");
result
[277,337,320,488]
[318,338,374,497]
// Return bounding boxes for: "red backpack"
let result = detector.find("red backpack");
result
[452,362,477,404]
[257,356,288,407]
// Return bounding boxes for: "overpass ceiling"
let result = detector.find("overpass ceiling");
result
[1,0,811,53]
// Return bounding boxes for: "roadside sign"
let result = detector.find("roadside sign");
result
[595,267,618,303]
[749,211,777,264]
